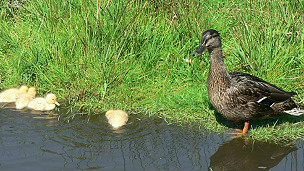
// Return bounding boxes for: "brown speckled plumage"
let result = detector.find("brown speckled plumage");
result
[193,29,303,134]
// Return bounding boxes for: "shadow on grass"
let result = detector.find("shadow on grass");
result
[212,104,304,130]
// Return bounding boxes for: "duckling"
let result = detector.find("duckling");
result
[27,93,60,111]
[0,85,29,102]
[15,87,37,109]
[193,29,304,135]
[105,110,129,129]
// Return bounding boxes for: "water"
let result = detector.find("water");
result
[0,106,304,171]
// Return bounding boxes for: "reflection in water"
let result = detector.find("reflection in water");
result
[46,114,218,170]
[0,107,219,170]
[209,138,297,171]
[0,106,303,171]
[32,115,59,127]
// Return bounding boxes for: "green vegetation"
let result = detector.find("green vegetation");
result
[0,0,303,142]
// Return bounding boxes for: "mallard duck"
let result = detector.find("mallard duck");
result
[0,85,29,102]
[15,87,37,109]
[193,29,304,135]
[105,110,128,129]
[27,93,60,111]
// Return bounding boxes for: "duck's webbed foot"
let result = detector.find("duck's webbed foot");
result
[227,121,250,137]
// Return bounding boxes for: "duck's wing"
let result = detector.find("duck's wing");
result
[228,72,296,105]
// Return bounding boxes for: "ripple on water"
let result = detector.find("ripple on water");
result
[1,106,304,171]
[50,113,172,149]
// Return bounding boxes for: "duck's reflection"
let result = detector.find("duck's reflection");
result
[209,138,297,171]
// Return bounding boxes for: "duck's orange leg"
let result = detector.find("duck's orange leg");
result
[242,121,250,134]
[228,121,250,136]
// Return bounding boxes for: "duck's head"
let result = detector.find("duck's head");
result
[193,29,221,56]
[28,87,37,95]
[45,93,60,106]
[19,85,29,93]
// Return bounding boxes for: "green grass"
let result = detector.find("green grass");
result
[0,0,303,142]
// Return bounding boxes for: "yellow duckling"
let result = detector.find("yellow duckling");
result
[0,85,29,102]
[105,110,129,129]
[27,93,60,111]
[15,87,37,109]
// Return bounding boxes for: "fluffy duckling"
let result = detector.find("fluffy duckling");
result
[27,93,60,111]
[15,87,37,109]
[0,85,29,102]
[105,110,129,129]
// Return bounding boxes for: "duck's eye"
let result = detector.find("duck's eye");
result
[201,39,207,45]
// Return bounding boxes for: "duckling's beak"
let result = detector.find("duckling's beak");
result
[55,101,60,106]
[193,44,206,56]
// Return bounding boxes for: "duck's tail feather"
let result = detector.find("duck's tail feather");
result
[284,108,304,116]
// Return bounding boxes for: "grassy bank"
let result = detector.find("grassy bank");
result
[0,0,303,141]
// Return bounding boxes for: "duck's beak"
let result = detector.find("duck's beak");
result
[55,101,60,106]
[193,44,206,56]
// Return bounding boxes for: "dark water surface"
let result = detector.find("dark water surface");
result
[1,106,304,171]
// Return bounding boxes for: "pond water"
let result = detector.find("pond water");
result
[0,105,304,171]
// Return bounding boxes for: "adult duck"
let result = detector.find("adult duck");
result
[193,29,304,135]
